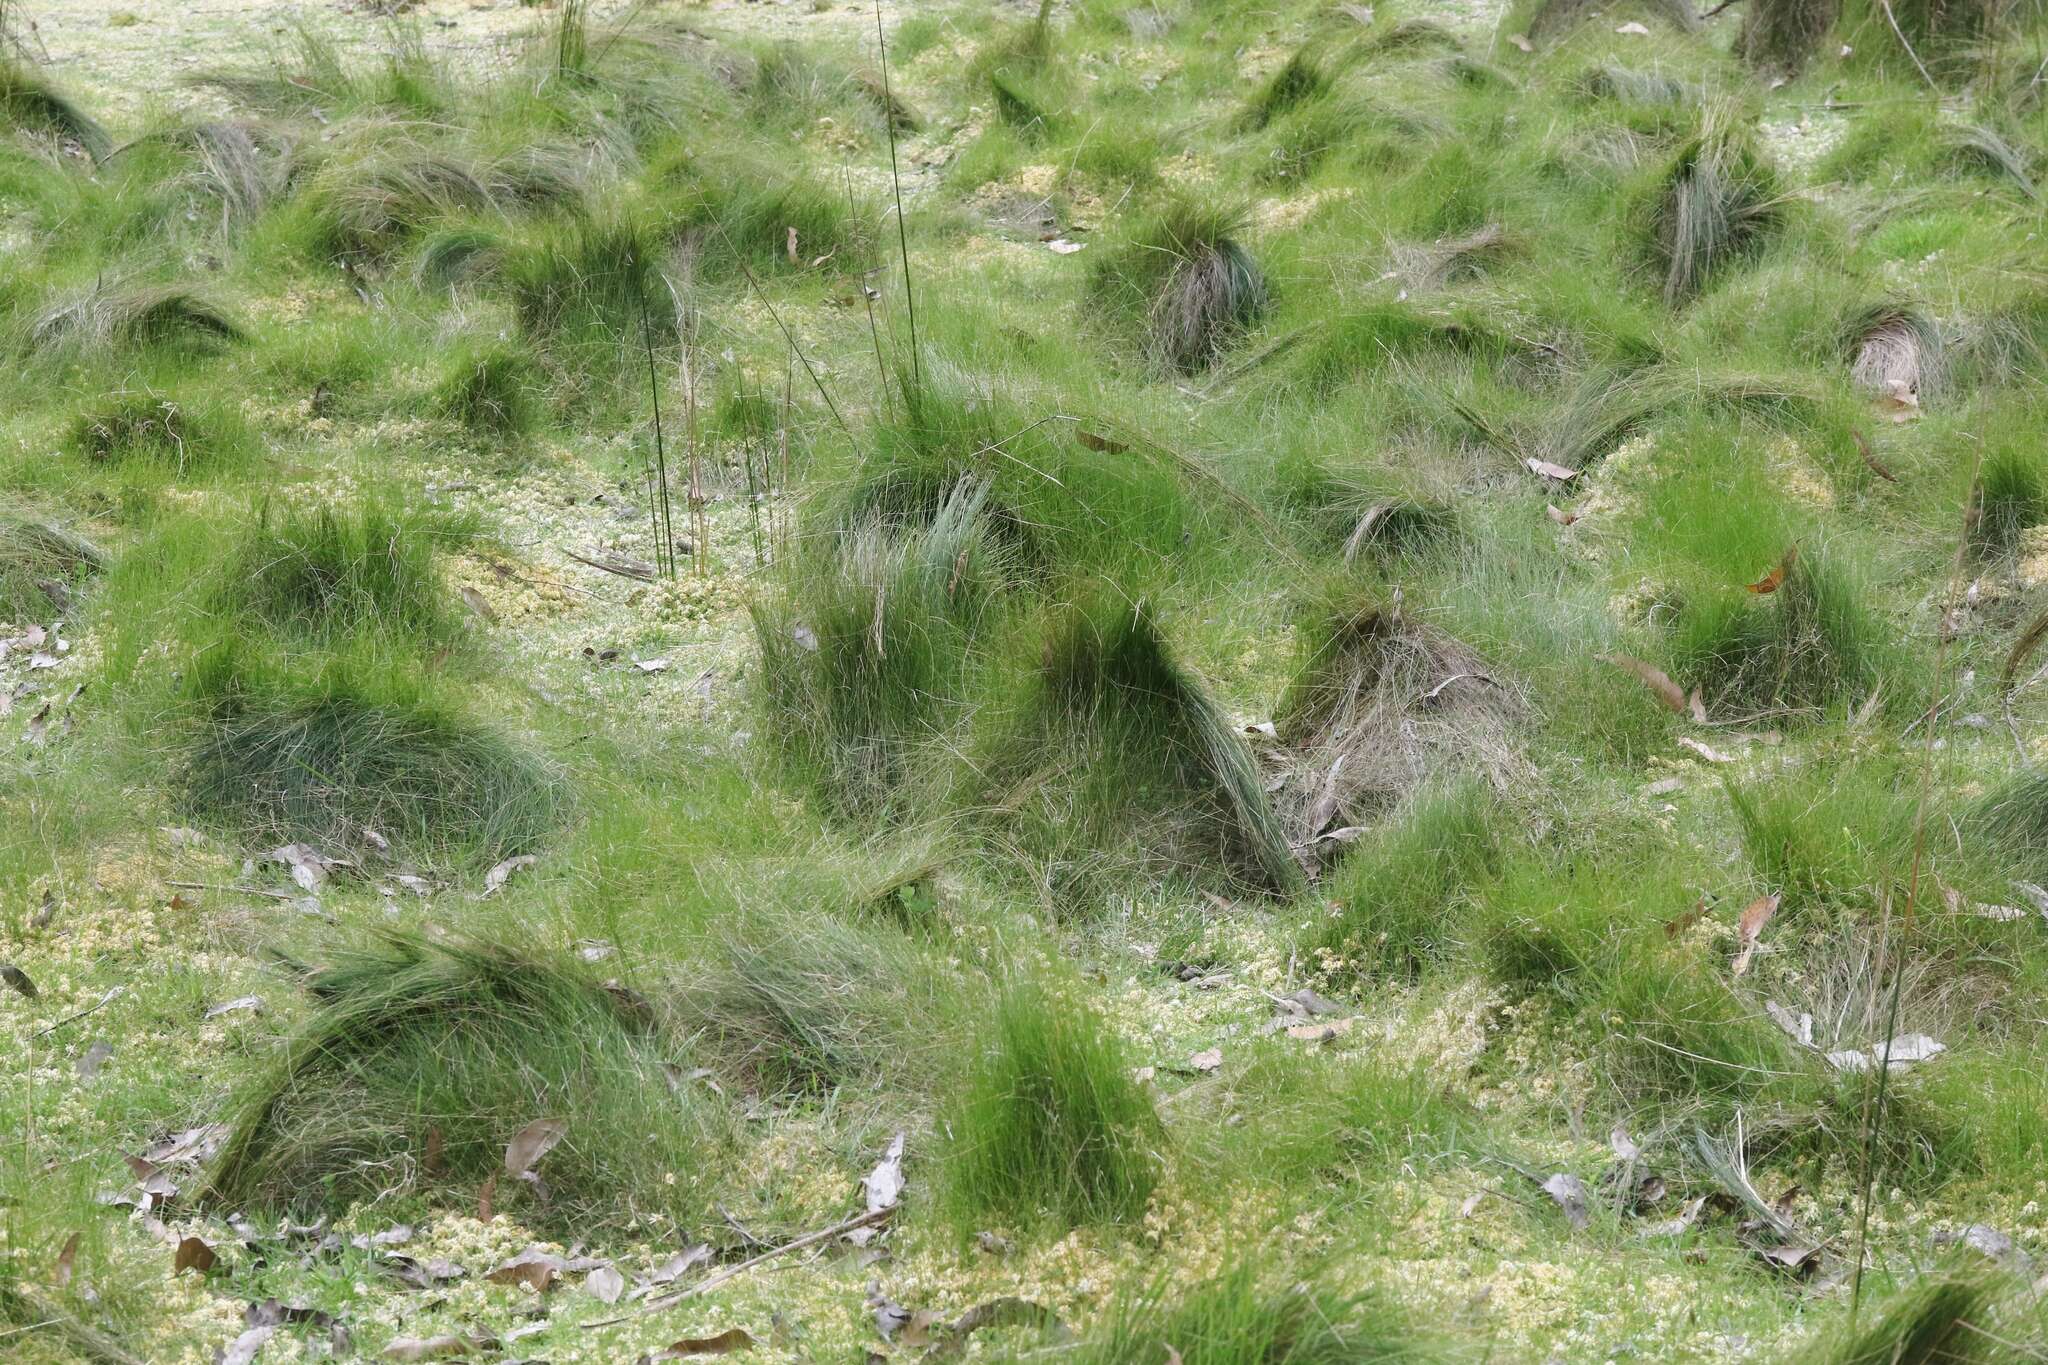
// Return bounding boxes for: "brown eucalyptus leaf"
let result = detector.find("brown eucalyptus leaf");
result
[1731,892,1780,976]
[1525,457,1579,482]
[52,1231,79,1288]
[585,1264,625,1304]
[645,1328,756,1358]
[173,1235,217,1276]
[2,963,38,998]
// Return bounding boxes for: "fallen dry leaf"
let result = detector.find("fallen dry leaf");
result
[1541,1172,1591,1229]
[1664,895,1710,939]
[1507,32,1534,50]
[205,995,263,1020]
[1852,429,1897,482]
[477,1173,497,1223]
[645,1328,756,1358]
[1746,544,1799,595]
[52,1231,79,1288]
[505,1118,567,1177]
[486,1249,562,1293]
[1545,503,1578,526]
[459,586,496,624]
[481,855,537,897]
[382,1336,472,1361]
[75,1040,112,1080]
[173,1235,217,1276]
[2,963,39,998]
[586,1264,625,1304]
[1187,1047,1223,1073]
[1599,653,1686,713]
[1676,736,1736,764]
[1075,428,1127,454]
[218,1326,274,1365]
[1525,457,1579,482]
[1731,892,1781,976]
[1045,238,1086,254]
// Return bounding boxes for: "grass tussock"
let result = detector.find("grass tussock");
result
[753,476,1003,815]
[1646,107,1785,305]
[677,905,974,1098]
[1077,1260,1426,1365]
[215,501,472,645]
[1092,200,1268,372]
[1848,303,1945,407]
[30,282,245,353]
[502,213,667,352]
[940,977,1162,1231]
[66,392,252,475]
[1738,0,1841,73]
[987,592,1301,900]
[1272,581,1521,846]
[209,935,729,1235]
[1667,546,1884,718]
[1809,1268,2006,1365]
[0,60,110,160]
[171,645,561,868]
[430,342,543,436]
[1242,49,1333,131]
[0,507,103,621]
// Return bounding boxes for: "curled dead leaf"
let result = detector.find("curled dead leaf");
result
[173,1235,217,1276]
[1525,457,1579,482]
[1745,544,1798,595]
[1731,892,1780,976]
[644,1328,756,1359]
[505,1118,567,1177]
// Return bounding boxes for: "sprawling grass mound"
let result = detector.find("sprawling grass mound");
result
[210,936,730,1234]
[1645,107,1784,303]
[0,61,110,160]
[214,502,473,645]
[171,646,561,867]
[0,506,102,621]
[753,475,1003,814]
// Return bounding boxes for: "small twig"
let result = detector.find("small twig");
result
[589,1207,894,1326]
[563,548,656,582]
[1877,0,1939,90]
[30,987,122,1040]
[165,880,296,901]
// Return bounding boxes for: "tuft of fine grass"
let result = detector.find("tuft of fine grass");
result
[64,391,254,476]
[0,60,110,160]
[1808,1268,2004,1365]
[170,643,562,868]
[1091,199,1268,373]
[213,501,474,646]
[1666,546,1885,718]
[1971,445,2044,559]
[1645,107,1785,305]
[1075,1260,1427,1365]
[430,342,543,437]
[208,934,730,1235]
[986,591,1302,900]
[1848,303,1945,407]
[753,475,1004,816]
[939,977,1162,1231]
[0,506,103,622]
[501,212,667,357]
[1738,0,1841,74]
[1242,49,1333,132]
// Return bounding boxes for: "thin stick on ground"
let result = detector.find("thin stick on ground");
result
[582,1206,894,1327]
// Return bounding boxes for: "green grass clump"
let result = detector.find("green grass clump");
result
[1303,783,1504,982]
[0,508,103,622]
[753,476,1003,815]
[214,502,472,645]
[1076,1260,1426,1365]
[1645,108,1785,304]
[171,644,561,867]
[501,213,666,354]
[1666,547,1883,718]
[209,935,730,1235]
[1091,200,1267,372]
[0,61,110,160]
[986,592,1301,900]
[653,148,874,277]
[1807,1267,2004,1365]
[430,342,543,436]
[65,392,252,475]
[1242,49,1332,131]
[1970,445,2044,559]
[677,904,975,1098]
[940,978,1162,1231]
